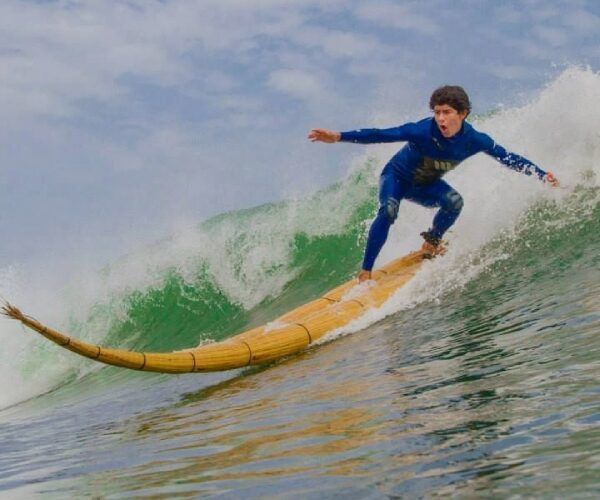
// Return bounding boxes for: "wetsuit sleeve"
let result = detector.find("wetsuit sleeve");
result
[477,133,547,180]
[339,122,419,144]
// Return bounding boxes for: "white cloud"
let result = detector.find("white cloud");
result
[0,2,187,120]
[533,26,569,47]
[0,0,320,121]
[511,40,558,61]
[267,68,327,101]
[564,8,600,35]
[355,1,438,36]
[291,27,382,59]
[493,5,523,24]
[486,64,536,80]
[216,95,263,112]
[529,5,561,21]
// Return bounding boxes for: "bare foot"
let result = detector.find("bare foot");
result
[357,270,372,283]
[421,241,447,258]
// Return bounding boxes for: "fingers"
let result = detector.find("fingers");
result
[308,128,339,143]
[307,129,321,142]
[308,128,326,141]
[544,171,560,188]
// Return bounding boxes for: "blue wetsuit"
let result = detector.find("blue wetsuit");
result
[340,117,547,271]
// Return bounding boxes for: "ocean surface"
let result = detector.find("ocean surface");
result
[0,68,599,498]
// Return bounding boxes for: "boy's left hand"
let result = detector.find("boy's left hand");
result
[544,171,559,187]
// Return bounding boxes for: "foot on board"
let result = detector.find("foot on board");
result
[357,269,372,283]
[420,232,447,259]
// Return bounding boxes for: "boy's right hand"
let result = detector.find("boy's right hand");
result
[308,129,341,143]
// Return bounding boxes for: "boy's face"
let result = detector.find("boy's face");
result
[433,104,468,138]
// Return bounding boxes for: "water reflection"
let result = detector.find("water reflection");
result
[79,344,397,495]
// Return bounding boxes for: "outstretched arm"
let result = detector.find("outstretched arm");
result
[480,135,559,187]
[309,122,419,145]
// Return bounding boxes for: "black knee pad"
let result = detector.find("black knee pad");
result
[445,191,464,212]
[383,198,399,223]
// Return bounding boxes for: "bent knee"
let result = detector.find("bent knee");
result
[443,190,464,212]
[379,198,399,223]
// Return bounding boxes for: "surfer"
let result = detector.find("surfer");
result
[308,85,558,282]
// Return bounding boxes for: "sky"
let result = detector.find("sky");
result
[0,0,598,268]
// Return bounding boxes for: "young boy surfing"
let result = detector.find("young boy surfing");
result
[308,86,558,282]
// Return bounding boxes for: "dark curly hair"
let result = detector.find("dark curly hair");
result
[429,86,471,115]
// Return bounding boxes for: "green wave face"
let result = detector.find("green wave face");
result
[84,164,379,353]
